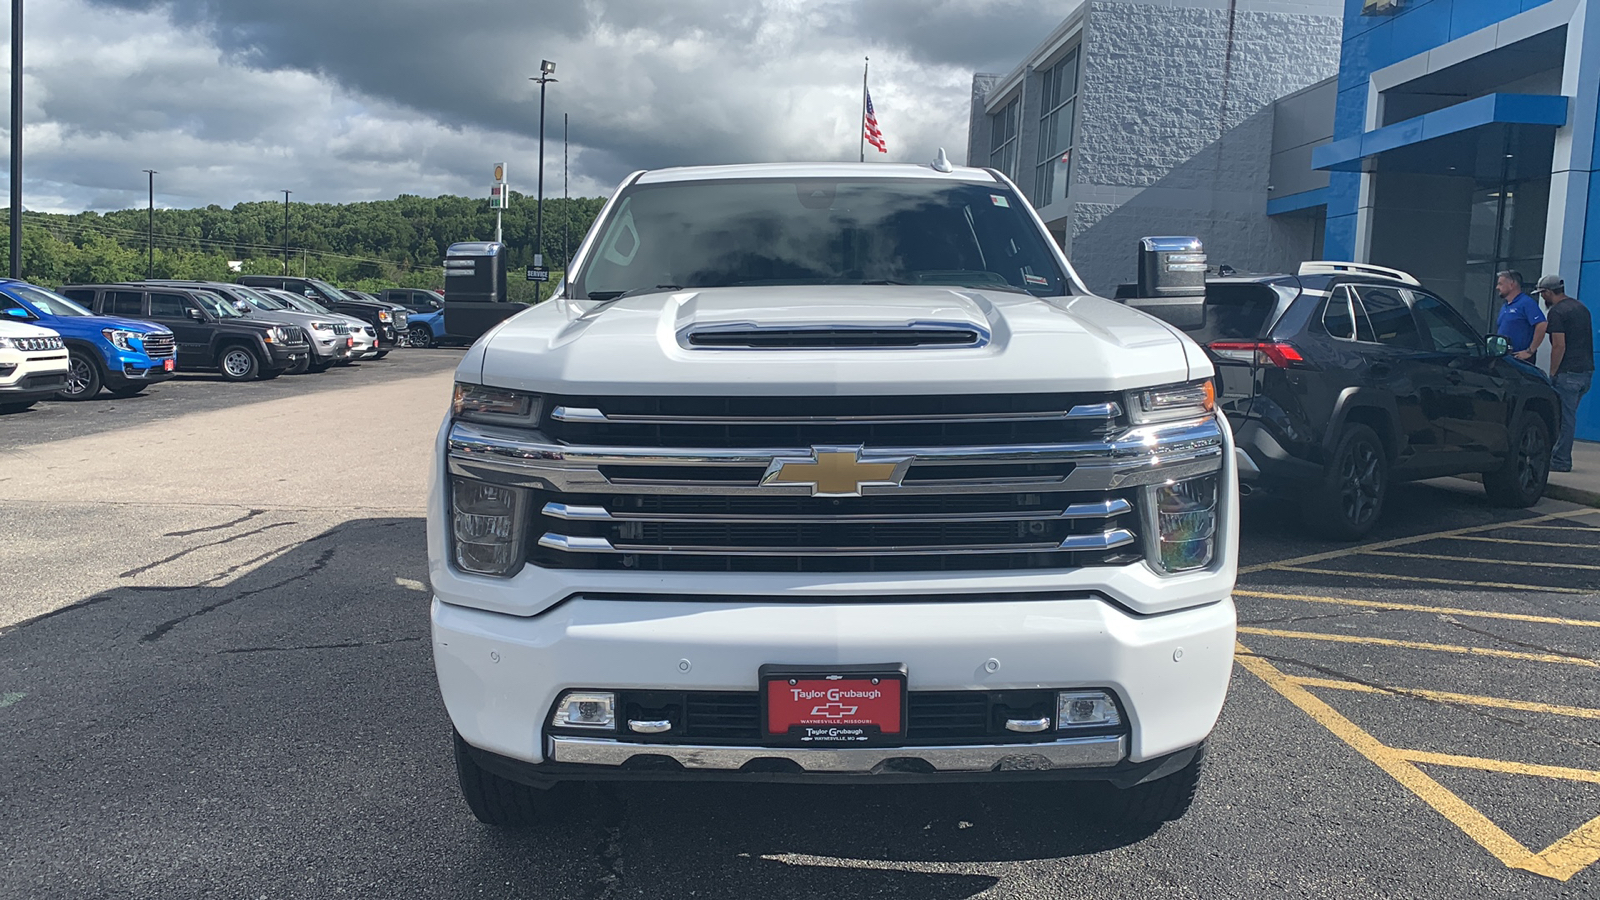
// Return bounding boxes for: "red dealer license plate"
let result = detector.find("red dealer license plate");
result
[163,359,175,372]
[761,664,906,745]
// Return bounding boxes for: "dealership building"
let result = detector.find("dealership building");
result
[971,0,1600,439]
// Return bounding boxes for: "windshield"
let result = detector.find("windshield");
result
[234,285,288,311]
[309,279,350,303]
[573,177,1073,300]
[282,294,332,314]
[193,291,242,318]
[2,284,92,316]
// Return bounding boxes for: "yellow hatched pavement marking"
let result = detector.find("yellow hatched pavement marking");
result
[1237,643,1600,881]
[1237,626,1600,668]
[1394,749,1600,785]
[1290,676,1600,719]
[1449,535,1600,550]
[1364,549,1600,572]
[1236,588,1600,629]
[1270,565,1597,595]
[1240,507,1600,575]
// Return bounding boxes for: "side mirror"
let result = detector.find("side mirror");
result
[187,307,205,320]
[2,307,31,319]
[1486,334,1510,358]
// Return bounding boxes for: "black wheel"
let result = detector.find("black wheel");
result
[373,349,390,360]
[1304,423,1387,541]
[287,354,311,375]
[1484,414,1550,508]
[453,731,556,828]
[218,345,262,382]
[58,350,103,400]
[1109,744,1205,826]
[0,400,35,414]
[309,359,333,373]
[108,384,147,398]
[409,324,435,348]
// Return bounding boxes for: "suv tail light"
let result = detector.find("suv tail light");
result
[1208,341,1303,368]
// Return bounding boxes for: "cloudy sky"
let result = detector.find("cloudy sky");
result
[1,0,1063,213]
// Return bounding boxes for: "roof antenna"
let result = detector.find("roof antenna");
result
[931,148,954,173]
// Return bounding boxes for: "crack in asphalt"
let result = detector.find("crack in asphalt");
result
[162,509,268,538]
[139,546,336,644]
[217,636,423,654]
[1237,650,1600,751]
[589,786,628,900]
[118,522,299,579]
[1439,616,1599,664]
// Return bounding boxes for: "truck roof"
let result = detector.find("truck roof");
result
[633,162,1001,185]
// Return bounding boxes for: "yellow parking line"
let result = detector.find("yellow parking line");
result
[1364,549,1600,571]
[1240,508,1600,575]
[1450,535,1600,550]
[1236,642,1595,880]
[1503,522,1600,532]
[1393,749,1600,785]
[1236,626,1599,667]
[1272,565,1596,595]
[1235,588,1600,628]
[1289,676,1600,719]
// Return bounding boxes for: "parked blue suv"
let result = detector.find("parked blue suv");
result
[0,279,178,399]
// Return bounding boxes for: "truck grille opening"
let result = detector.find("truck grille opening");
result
[686,327,982,349]
[140,333,176,359]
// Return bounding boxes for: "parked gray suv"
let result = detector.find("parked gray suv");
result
[145,281,352,373]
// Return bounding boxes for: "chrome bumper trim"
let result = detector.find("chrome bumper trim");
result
[547,734,1126,773]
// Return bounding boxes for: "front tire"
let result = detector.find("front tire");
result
[1304,423,1387,540]
[218,345,262,382]
[58,350,103,400]
[1109,744,1205,826]
[108,384,147,398]
[287,354,312,375]
[0,400,36,414]
[373,349,390,360]
[1484,413,1550,508]
[453,731,556,828]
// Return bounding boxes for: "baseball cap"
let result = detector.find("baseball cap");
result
[1536,274,1564,292]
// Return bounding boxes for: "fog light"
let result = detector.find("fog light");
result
[551,692,617,730]
[1146,473,1218,574]
[1057,690,1120,728]
[451,477,527,576]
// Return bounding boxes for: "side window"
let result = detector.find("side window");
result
[148,292,190,319]
[107,291,144,317]
[1409,291,1482,355]
[1322,292,1355,339]
[61,289,96,307]
[1355,286,1419,349]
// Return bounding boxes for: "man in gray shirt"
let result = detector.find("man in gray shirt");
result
[1537,275,1593,472]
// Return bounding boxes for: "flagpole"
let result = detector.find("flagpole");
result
[860,57,868,163]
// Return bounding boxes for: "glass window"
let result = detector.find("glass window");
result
[573,177,1072,300]
[988,98,1019,179]
[4,284,90,317]
[107,291,144,317]
[1322,293,1355,340]
[1410,291,1482,354]
[1033,48,1079,210]
[193,291,242,318]
[1356,286,1420,349]
[60,289,96,306]
[148,292,190,319]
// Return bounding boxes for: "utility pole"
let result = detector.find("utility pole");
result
[9,0,22,278]
[530,60,556,303]
[562,113,569,277]
[281,190,291,275]
[143,169,157,278]
[860,57,868,164]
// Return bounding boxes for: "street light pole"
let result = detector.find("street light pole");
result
[143,169,157,278]
[9,0,22,278]
[562,113,569,275]
[281,190,291,275]
[530,61,557,303]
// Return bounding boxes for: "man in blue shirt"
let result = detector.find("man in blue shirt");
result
[1495,270,1547,361]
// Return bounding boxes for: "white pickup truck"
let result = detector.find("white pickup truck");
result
[429,161,1238,828]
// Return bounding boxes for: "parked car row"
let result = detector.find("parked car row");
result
[0,277,446,410]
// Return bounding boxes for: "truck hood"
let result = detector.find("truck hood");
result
[471,285,1203,395]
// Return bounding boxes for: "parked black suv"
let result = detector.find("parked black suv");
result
[60,283,310,382]
[378,288,443,313]
[237,276,404,353]
[1172,262,1559,539]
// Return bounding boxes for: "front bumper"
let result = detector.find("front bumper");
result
[433,591,1236,773]
[0,353,70,399]
[263,342,311,367]
[108,353,177,384]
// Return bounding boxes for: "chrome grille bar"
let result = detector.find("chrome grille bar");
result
[537,527,1136,556]
[540,497,1132,524]
[550,402,1122,425]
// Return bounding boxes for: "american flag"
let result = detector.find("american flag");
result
[864,90,887,153]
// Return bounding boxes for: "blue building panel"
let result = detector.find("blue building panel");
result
[1313,93,1570,169]
[1587,172,1600,264]
[1267,187,1332,216]
[1325,211,1360,260]
[1391,0,1454,59]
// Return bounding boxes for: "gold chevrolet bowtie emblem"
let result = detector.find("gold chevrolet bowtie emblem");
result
[760,446,913,497]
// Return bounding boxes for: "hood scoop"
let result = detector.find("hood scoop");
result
[685,323,988,350]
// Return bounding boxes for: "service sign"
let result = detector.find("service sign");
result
[526,266,550,282]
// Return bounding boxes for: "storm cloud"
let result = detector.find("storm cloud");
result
[5,0,1063,212]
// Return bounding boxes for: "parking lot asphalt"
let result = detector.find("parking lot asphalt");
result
[2,360,1598,899]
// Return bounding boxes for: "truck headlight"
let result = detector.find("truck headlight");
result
[1145,473,1218,574]
[451,477,527,576]
[311,321,334,332]
[377,310,392,322]
[1128,379,1215,424]
[452,383,543,427]
[102,329,138,351]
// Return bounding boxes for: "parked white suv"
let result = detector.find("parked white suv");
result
[430,162,1238,828]
[0,318,70,413]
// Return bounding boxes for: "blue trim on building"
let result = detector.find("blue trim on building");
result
[1267,187,1331,216]
[1313,93,1570,170]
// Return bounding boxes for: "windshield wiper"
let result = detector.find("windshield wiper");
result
[586,285,682,301]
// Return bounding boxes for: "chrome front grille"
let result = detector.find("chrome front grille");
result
[140,333,175,358]
[447,401,1227,575]
[14,336,64,352]
[332,323,351,336]
[393,310,410,329]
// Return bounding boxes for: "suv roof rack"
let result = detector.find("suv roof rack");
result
[1297,261,1420,286]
